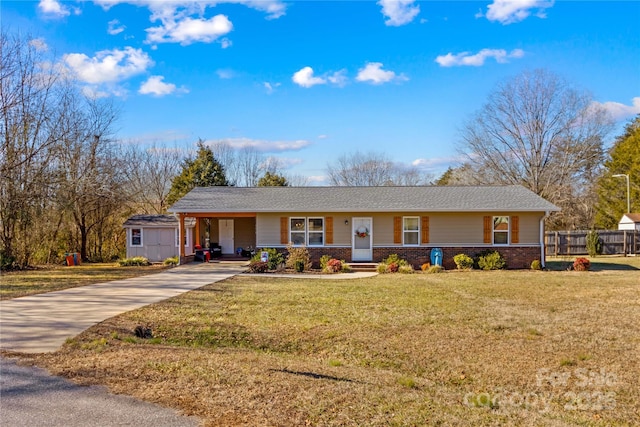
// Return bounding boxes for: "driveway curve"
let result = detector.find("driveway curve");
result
[0,262,246,354]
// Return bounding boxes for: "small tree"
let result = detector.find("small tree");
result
[586,230,602,257]
[166,140,228,206]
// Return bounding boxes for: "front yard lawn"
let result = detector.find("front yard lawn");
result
[0,263,170,300]
[17,258,640,426]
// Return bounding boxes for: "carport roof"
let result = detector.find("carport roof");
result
[167,185,559,213]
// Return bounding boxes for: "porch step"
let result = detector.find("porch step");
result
[346,262,379,272]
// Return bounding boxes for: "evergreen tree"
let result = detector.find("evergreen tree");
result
[594,115,640,228]
[166,140,228,206]
[257,171,288,187]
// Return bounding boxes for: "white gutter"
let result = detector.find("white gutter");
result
[540,211,549,268]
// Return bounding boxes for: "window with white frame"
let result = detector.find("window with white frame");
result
[175,229,189,247]
[493,216,509,245]
[307,218,324,246]
[403,217,419,246]
[290,217,324,246]
[131,228,142,247]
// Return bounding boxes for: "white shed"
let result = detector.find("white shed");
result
[123,214,194,262]
[618,213,640,231]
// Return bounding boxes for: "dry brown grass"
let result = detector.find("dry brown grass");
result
[0,263,170,300]
[16,258,640,426]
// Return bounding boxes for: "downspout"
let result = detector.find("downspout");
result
[540,211,549,268]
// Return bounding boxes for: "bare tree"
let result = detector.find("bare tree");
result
[0,32,64,266]
[459,69,613,228]
[123,142,184,213]
[209,141,289,187]
[327,151,430,186]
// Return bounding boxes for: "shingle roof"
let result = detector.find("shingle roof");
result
[622,213,640,222]
[168,185,560,213]
[123,214,195,227]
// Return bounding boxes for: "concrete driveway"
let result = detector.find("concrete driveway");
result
[0,262,247,354]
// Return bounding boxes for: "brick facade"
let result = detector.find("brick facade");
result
[266,246,542,270]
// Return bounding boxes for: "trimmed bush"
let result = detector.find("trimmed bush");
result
[573,257,591,271]
[475,250,506,271]
[118,257,150,266]
[248,261,269,273]
[376,263,388,274]
[453,253,474,270]
[398,265,414,274]
[426,265,444,274]
[250,248,284,270]
[319,255,332,271]
[586,230,602,257]
[383,254,409,267]
[285,243,311,271]
[323,258,343,273]
[163,256,179,266]
[530,259,542,270]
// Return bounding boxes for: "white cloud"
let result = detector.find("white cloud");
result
[482,0,554,25]
[94,1,285,45]
[435,48,525,67]
[378,0,420,26]
[38,0,72,17]
[108,19,126,35]
[29,38,49,52]
[139,75,187,96]
[328,69,348,87]
[207,137,311,152]
[356,62,407,85]
[63,47,153,84]
[292,67,326,88]
[264,82,281,94]
[412,155,466,170]
[591,97,640,121]
[216,69,235,79]
[146,14,233,45]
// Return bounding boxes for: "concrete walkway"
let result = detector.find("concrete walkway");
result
[0,262,247,354]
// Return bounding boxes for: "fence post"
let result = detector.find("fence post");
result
[623,230,627,256]
[554,231,558,257]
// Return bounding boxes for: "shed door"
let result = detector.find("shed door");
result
[352,217,372,261]
[219,219,235,255]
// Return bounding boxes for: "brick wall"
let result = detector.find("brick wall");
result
[264,246,542,270]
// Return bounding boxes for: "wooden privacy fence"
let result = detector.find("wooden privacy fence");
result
[545,230,639,256]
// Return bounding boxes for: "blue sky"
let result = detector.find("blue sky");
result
[4,0,640,184]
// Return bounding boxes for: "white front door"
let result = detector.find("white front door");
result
[218,219,235,254]
[352,217,373,261]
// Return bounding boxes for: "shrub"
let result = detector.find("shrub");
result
[573,257,591,271]
[387,262,399,273]
[319,255,332,271]
[426,265,444,274]
[285,243,311,271]
[453,253,474,270]
[248,261,269,273]
[421,263,431,272]
[118,256,150,266]
[475,250,506,271]
[0,253,16,271]
[586,230,602,257]
[163,256,179,266]
[250,248,284,270]
[398,265,414,274]
[340,262,352,273]
[531,259,542,270]
[323,258,343,273]
[376,263,388,274]
[383,254,409,267]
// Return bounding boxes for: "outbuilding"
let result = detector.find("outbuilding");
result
[618,213,640,231]
[123,214,194,263]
